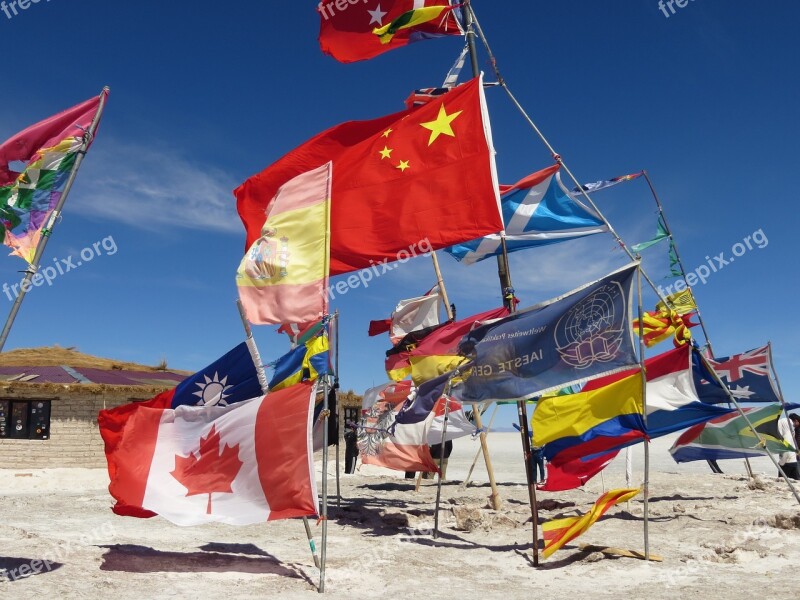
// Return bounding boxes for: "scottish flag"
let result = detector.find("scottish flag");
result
[445,165,609,265]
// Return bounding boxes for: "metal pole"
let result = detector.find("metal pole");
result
[236,299,320,569]
[0,87,109,353]
[333,311,341,508]
[319,376,331,592]
[433,393,452,539]
[461,403,498,489]
[637,266,651,560]
[517,399,539,566]
[641,170,715,354]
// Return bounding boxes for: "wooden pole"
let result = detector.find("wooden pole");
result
[517,399,539,566]
[472,405,502,509]
[461,403,498,489]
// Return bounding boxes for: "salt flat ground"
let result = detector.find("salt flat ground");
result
[1,433,798,599]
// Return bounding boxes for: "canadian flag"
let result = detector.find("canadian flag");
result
[99,382,319,526]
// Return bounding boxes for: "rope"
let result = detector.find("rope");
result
[467,5,669,306]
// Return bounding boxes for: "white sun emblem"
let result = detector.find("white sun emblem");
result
[193,372,234,406]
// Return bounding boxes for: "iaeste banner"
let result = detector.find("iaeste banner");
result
[453,263,640,404]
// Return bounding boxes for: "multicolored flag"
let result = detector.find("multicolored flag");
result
[633,308,694,348]
[454,263,639,404]
[533,372,646,466]
[542,488,641,559]
[277,318,325,349]
[655,288,697,315]
[236,163,331,325]
[318,0,463,63]
[358,381,439,473]
[695,344,782,403]
[583,344,733,439]
[540,450,621,493]
[571,172,642,195]
[446,165,609,265]
[99,382,319,525]
[236,77,503,275]
[98,343,266,518]
[631,215,669,253]
[0,91,108,262]
[406,306,509,385]
[268,333,330,392]
[669,404,796,463]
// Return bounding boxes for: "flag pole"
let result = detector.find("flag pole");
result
[700,353,800,506]
[640,170,715,355]
[517,398,540,566]
[0,87,109,354]
[333,310,342,508]
[460,403,498,489]
[319,373,331,593]
[236,299,320,569]
[637,266,651,560]
[468,7,672,305]
[433,391,452,539]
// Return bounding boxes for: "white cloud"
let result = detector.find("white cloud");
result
[70,140,244,234]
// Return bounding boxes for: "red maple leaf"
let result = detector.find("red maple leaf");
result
[170,424,243,515]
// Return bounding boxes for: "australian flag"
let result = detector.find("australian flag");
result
[694,344,781,404]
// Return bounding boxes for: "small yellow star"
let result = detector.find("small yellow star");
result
[379,146,393,159]
[420,105,463,146]
[382,128,393,138]
[396,160,410,172]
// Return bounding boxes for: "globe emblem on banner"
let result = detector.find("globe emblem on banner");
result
[554,282,626,369]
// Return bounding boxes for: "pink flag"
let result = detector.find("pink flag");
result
[236,163,331,325]
[100,382,319,526]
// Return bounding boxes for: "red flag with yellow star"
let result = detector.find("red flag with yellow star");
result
[235,77,502,275]
[318,0,463,64]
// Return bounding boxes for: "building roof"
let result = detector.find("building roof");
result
[0,346,188,386]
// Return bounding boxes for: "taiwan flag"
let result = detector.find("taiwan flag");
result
[318,0,463,63]
[98,383,318,526]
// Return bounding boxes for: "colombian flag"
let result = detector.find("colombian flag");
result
[542,488,641,558]
[533,372,646,464]
[236,163,331,325]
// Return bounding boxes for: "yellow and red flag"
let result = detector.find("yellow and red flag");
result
[236,162,331,325]
[542,488,641,559]
[633,309,693,347]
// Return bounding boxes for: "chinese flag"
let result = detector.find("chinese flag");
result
[235,77,502,275]
[318,0,463,64]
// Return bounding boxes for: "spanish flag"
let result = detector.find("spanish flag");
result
[542,488,641,559]
[236,162,331,325]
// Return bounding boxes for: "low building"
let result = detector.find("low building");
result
[0,346,187,468]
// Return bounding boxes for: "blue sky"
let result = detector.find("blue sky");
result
[0,1,797,427]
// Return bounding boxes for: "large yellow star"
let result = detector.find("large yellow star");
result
[379,146,393,159]
[382,128,393,138]
[396,160,410,172]
[420,105,463,146]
